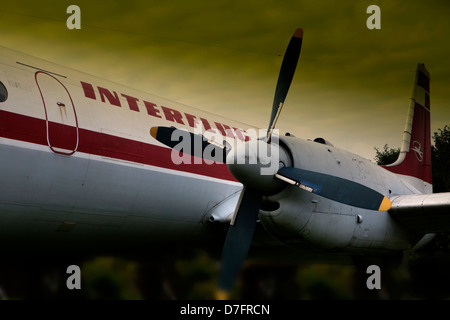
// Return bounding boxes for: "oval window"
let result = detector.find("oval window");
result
[0,82,8,102]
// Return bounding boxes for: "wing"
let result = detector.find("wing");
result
[389,192,450,233]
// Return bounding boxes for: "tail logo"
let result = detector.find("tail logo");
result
[412,141,424,162]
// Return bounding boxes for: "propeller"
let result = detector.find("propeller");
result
[149,126,228,163]
[149,29,304,299]
[275,167,392,211]
[148,28,393,299]
[215,187,262,299]
[266,28,303,143]
[216,28,304,299]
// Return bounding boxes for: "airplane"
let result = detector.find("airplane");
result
[1,27,450,299]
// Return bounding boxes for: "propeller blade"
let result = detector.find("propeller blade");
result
[150,126,228,163]
[216,187,262,299]
[266,28,303,143]
[276,167,391,211]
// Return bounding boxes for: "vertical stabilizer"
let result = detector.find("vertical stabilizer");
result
[383,63,432,193]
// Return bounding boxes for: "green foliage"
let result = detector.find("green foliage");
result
[432,125,450,193]
[82,257,142,299]
[373,144,400,166]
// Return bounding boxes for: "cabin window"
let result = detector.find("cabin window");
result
[0,81,7,102]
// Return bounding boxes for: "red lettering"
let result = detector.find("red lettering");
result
[121,94,140,112]
[81,81,96,100]
[215,122,235,138]
[233,128,250,141]
[82,83,247,143]
[215,122,225,136]
[98,87,121,107]
[144,101,162,118]
[200,118,212,131]
[185,113,198,128]
[161,106,184,125]
[222,124,236,138]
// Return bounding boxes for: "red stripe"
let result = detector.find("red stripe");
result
[0,110,237,182]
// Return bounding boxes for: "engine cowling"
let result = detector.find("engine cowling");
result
[258,134,416,252]
[256,135,356,249]
[259,187,357,250]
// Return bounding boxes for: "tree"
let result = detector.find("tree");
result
[373,144,400,166]
[431,125,450,193]
[374,125,450,193]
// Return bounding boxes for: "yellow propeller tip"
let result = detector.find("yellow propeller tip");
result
[150,126,158,139]
[378,196,392,211]
[215,289,230,300]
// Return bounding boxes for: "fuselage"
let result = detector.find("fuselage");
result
[0,47,248,253]
[0,46,424,258]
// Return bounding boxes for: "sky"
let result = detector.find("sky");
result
[1,0,450,160]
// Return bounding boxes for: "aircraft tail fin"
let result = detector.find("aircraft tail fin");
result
[382,63,432,193]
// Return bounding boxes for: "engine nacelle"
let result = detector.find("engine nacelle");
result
[258,134,417,253]
[259,186,356,250]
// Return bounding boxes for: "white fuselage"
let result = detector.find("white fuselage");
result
[0,46,425,258]
[0,47,248,252]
